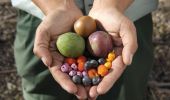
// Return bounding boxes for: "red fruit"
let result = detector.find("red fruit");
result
[78,62,85,72]
[87,31,113,57]
[65,58,76,65]
[77,56,87,63]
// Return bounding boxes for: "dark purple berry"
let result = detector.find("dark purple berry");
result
[90,60,98,68]
[84,61,92,70]
[82,76,91,86]
[92,76,101,85]
[72,75,81,84]
[98,58,106,64]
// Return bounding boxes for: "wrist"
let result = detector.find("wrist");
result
[32,0,77,15]
[92,0,134,13]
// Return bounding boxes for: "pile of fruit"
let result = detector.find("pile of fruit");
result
[56,16,116,86]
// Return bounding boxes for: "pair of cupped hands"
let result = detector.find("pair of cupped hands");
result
[33,1,138,100]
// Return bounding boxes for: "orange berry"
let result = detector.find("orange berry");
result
[88,69,97,79]
[106,58,112,62]
[97,65,108,77]
[107,52,116,61]
[78,62,85,72]
[65,58,76,65]
[104,62,112,69]
[77,56,87,63]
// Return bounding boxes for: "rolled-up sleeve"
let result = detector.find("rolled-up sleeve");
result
[11,0,44,20]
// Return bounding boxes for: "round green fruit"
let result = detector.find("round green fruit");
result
[56,32,85,58]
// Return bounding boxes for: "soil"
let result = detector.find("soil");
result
[0,0,169,100]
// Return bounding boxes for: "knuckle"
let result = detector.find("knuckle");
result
[36,23,48,34]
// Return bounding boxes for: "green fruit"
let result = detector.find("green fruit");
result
[56,32,85,58]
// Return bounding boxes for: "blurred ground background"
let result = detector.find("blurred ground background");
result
[0,0,169,100]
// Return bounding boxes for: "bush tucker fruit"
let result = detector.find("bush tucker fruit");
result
[88,31,113,57]
[69,70,77,76]
[74,16,96,37]
[98,58,106,64]
[56,32,85,58]
[60,51,116,86]
[78,62,85,72]
[65,58,76,65]
[71,63,77,70]
[90,59,98,68]
[98,65,109,77]
[77,56,87,63]
[104,62,112,69]
[82,71,88,77]
[92,76,101,85]
[106,52,116,62]
[77,71,83,77]
[72,75,81,84]
[88,69,98,79]
[57,15,119,86]
[60,63,69,73]
[84,61,92,70]
[82,76,92,86]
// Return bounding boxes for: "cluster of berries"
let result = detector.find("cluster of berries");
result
[60,51,116,86]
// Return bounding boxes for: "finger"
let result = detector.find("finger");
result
[49,65,77,94]
[85,86,94,100]
[49,50,77,94]
[89,86,98,99]
[51,51,64,64]
[119,20,138,65]
[33,23,52,67]
[97,56,125,94]
[75,85,87,100]
[49,40,57,51]
[85,86,91,92]
[109,32,122,46]
[113,47,123,56]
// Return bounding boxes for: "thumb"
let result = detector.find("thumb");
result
[33,23,52,67]
[119,19,138,65]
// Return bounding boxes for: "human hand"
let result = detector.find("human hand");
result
[33,1,88,99]
[88,2,138,99]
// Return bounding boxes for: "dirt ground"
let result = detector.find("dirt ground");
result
[0,0,169,100]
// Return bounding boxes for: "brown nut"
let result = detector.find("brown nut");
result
[74,16,96,38]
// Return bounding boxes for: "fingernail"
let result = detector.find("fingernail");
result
[90,92,98,99]
[41,57,49,67]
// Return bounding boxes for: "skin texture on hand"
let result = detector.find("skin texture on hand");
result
[32,0,137,100]
[33,0,88,99]
[88,1,138,99]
